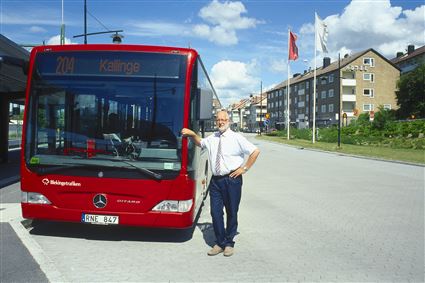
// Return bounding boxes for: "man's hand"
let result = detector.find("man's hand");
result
[229,167,245,178]
[181,128,201,147]
[181,128,195,137]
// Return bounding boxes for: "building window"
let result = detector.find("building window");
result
[363,104,374,111]
[329,74,334,83]
[328,89,334,97]
[306,81,310,89]
[321,77,327,84]
[363,88,374,98]
[321,90,326,99]
[321,105,327,113]
[383,104,391,110]
[328,104,334,112]
[295,85,298,91]
[363,57,375,67]
[363,73,375,82]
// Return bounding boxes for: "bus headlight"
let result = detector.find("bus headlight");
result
[152,199,193,213]
[21,192,51,204]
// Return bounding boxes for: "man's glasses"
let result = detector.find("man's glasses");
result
[216,119,228,122]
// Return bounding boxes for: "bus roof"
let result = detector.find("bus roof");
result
[30,44,199,58]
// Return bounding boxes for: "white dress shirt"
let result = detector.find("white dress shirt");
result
[200,129,257,176]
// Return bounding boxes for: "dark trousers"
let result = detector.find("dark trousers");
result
[209,175,242,248]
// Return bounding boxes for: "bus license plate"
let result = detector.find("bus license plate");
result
[82,213,119,225]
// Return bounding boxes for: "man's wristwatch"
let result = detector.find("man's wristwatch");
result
[243,166,249,172]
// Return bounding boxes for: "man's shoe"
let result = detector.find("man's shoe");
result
[207,245,223,256]
[223,246,234,257]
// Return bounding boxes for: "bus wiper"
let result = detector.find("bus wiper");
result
[119,160,163,180]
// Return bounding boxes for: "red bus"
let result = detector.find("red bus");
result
[21,44,215,228]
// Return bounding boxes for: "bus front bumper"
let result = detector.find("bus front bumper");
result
[21,203,195,229]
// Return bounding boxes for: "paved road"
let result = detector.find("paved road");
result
[1,135,424,282]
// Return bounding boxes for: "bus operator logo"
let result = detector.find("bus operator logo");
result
[93,194,107,209]
[41,178,81,187]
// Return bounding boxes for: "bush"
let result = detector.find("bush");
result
[263,120,424,149]
[372,106,396,130]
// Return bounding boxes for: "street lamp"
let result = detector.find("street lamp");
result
[337,53,341,148]
[112,32,124,44]
[259,81,263,135]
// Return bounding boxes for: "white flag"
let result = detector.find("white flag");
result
[315,12,328,53]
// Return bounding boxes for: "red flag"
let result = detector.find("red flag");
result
[288,31,299,61]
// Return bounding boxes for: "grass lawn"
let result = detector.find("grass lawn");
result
[258,135,425,165]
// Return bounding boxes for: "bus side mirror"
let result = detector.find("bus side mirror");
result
[197,88,213,120]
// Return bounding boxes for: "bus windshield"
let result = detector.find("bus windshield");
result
[25,51,187,178]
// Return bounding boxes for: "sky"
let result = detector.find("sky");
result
[1,0,424,107]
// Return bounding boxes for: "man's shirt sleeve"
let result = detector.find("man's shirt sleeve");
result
[237,134,257,155]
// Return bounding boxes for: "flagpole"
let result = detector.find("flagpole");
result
[287,28,290,140]
[60,0,65,45]
[312,13,317,143]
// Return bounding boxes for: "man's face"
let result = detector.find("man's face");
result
[216,113,230,133]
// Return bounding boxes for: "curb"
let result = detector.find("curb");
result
[1,203,67,283]
[0,176,20,189]
[260,138,425,167]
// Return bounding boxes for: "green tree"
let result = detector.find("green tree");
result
[396,64,425,119]
[372,105,396,130]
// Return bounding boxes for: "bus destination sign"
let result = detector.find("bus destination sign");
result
[37,51,183,78]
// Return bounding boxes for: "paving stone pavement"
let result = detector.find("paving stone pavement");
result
[1,135,423,282]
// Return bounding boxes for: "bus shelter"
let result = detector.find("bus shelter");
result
[0,35,29,163]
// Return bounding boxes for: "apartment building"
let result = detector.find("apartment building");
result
[391,44,425,74]
[228,94,267,132]
[228,98,249,131]
[267,48,400,128]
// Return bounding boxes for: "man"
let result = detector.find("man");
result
[181,110,260,257]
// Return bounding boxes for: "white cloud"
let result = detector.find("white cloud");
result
[199,0,257,30]
[210,60,260,107]
[270,59,286,73]
[193,24,238,46]
[1,8,77,26]
[46,35,74,45]
[299,0,425,58]
[127,21,190,37]
[29,26,47,33]
[193,0,262,46]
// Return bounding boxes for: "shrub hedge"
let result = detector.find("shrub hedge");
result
[266,119,425,149]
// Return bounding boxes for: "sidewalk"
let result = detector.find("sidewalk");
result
[0,149,20,189]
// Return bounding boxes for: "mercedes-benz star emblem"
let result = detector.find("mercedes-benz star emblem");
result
[93,194,107,209]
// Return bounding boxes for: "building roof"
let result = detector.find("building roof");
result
[267,48,400,92]
[391,45,425,64]
[0,34,30,59]
[231,98,250,110]
[250,93,267,105]
[0,35,30,96]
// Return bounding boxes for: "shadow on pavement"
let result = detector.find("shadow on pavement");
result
[196,222,215,247]
[27,199,210,243]
[28,220,196,243]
